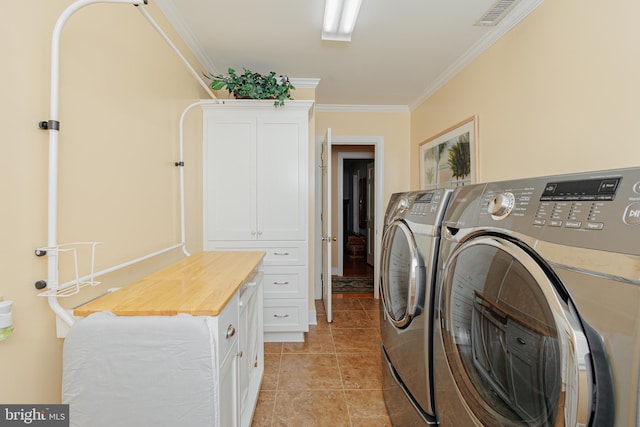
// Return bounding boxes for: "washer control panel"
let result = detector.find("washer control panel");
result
[534,176,621,230]
[473,167,640,254]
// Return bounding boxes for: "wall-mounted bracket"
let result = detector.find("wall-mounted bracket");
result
[35,248,47,257]
[38,120,60,131]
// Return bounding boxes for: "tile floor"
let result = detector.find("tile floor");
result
[251,297,392,426]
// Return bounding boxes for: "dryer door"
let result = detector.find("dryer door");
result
[380,220,425,328]
[438,235,607,427]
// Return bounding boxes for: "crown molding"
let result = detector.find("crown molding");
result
[316,104,410,113]
[290,78,321,89]
[409,0,544,110]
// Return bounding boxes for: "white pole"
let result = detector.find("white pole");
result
[56,243,184,290]
[135,5,221,257]
[177,101,220,256]
[46,0,150,329]
[45,0,215,329]
[136,5,217,100]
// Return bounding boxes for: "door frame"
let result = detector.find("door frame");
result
[315,135,384,300]
[337,151,375,276]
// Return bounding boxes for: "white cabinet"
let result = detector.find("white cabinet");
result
[214,270,264,427]
[238,275,264,427]
[203,100,313,342]
[64,253,264,427]
[204,101,311,242]
[218,334,239,426]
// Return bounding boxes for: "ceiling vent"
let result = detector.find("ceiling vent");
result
[475,0,521,26]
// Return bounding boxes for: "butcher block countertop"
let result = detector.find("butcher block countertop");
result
[73,251,265,317]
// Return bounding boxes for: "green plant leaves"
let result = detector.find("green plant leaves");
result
[209,80,227,91]
[204,67,295,107]
[447,133,471,181]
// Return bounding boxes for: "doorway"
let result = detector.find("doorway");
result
[315,135,384,302]
[339,155,374,281]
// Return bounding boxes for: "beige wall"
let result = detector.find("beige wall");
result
[315,111,411,274]
[316,111,411,208]
[1,1,208,403]
[411,0,640,187]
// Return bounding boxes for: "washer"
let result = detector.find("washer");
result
[433,167,640,426]
[380,189,451,426]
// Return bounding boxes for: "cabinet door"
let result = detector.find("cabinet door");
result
[257,116,307,241]
[238,285,259,408]
[219,349,239,426]
[204,113,257,241]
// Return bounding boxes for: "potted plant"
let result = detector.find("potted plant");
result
[205,68,295,107]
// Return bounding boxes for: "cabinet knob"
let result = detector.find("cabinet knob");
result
[226,324,236,338]
[237,351,243,358]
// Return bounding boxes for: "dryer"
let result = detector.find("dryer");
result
[380,189,451,426]
[433,167,640,426]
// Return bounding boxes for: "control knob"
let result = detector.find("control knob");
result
[488,192,515,219]
[397,197,409,212]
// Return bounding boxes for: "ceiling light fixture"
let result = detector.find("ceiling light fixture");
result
[322,0,362,42]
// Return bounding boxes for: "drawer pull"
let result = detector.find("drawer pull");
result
[273,252,289,256]
[226,324,236,338]
[273,314,290,318]
[273,281,289,285]
[237,351,243,358]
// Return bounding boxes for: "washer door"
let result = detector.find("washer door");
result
[439,235,598,427]
[380,220,425,328]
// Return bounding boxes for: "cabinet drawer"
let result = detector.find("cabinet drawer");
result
[263,267,306,299]
[204,242,306,266]
[263,299,307,332]
[262,244,305,266]
[215,292,239,360]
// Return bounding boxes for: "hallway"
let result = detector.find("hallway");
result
[342,256,374,279]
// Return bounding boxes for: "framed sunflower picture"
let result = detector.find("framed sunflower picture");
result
[419,116,478,189]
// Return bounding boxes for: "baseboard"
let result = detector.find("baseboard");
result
[264,331,305,342]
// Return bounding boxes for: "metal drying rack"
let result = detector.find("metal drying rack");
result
[35,0,219,337]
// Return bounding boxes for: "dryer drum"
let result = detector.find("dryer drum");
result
[380,219,425,328]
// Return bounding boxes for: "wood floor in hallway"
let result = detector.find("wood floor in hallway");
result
[342,257,374,279]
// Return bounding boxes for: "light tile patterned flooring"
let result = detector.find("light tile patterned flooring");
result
[251,297,392,426]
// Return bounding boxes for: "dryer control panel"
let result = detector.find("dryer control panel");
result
[385,189,452,226]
